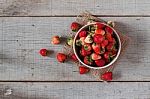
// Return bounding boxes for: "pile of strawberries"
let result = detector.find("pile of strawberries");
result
[39,21,115,81]
[75,22,118,67]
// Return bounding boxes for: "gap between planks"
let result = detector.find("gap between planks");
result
[0,81,150,83]
[0,15,150,17]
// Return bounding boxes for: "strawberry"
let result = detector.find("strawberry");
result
[51,36,60,44]
[80,47,91,56]
[93,34,104,43]
[106,43,114,51]
[56,53,67,63]
[101,72,113,81]
[83,43,92,51]
[71,22,80,32]
[84,56,93,65]
[91,53,101,60]
[95,29,105,35]
[79,30,87,38]
[105,26,113,35]
[101,39,109,48]
[80,37,86,45]
[104,52,112,59]
[96,22,105,29]
[92,43,101,54]
[84,35,93,43]
[107,21,115,27]
[71,54,78,62]
[39,49,48,56]
[106,33,113,42]
[111,48,117,57]
[79,66,90,74]
[95,59,106,67]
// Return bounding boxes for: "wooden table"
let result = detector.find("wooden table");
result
[0,0,150,99]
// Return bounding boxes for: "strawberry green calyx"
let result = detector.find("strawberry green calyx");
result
[76,40,82,46]
[67,37,73,46]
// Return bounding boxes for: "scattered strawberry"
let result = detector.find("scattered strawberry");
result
[39,49,48,56]
[96,22,105,29]
[95,59,106,67]
[79,30,87,38]
[91,53,101,60]
[51,36,60,44]
[84,56,93,65]
[105,26,113,35]
[83,43,92,51]
[101,72,113,81]
[84,35,93,43]
[71,54,78,62]
[56,53,67,63]
[93,34,104,43]
[79,66,90,74]
[95,29,105,35]
[80,47,91,56]
[71,22,80,32]
[101,40,109,48]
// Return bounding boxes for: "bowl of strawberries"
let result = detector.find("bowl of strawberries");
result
[73,22,121,69]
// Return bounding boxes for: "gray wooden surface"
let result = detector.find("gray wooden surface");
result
[0,0,150,99]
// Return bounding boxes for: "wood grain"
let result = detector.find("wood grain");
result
[0,0,150,16]
[0,17,150,81]
[0,82,150,99]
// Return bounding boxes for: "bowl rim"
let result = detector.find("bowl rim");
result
[73,22,122,69]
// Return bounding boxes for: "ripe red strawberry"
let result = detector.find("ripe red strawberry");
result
[93,34,104,43]
[71,22,80,32]
[96,22,105,29]
[95,59,106,67]
[51,36,60,44]
[111,49,117,57]
[80,47,91,56]
[56,53,67,63]
[79,66,90,74]
[105,26,113,35]
[104,52,112,59]
[80,37,86,45]
[95,29,105,35]
[91,53,101,60]
[101,72,113,81]
[79,30,87,38]
[71,54,78,62]
[92,43,101,54]
[84,56,93,65]
[106,33,113,42]
[106,43,114,51]
[39,49,48,56]
[83,43,92,51]
[101,40,109,48]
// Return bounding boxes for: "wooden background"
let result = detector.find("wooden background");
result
[0,0,150,98]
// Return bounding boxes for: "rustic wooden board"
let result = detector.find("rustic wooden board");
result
[0,82,150,99]
[0,0,150,16]
[0,17,150,81]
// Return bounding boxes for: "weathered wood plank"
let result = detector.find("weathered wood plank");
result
[0,17,150,81]
[0,0,150,16]
[0,82,150,99]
